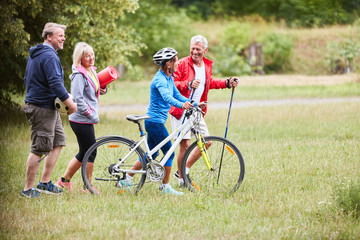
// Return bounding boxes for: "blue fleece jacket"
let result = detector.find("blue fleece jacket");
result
[24,43,69,109]
[146,69,190,124]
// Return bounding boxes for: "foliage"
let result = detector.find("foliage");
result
[0,0,143,108]
[59,0,144,74]
[222,22,253,53]
[325,20,360,74]
[334,178,360,218]
[262,33,294,73]
[325,40,360,74]
[172,0,360,27]
[273,0,354,27]
[122,0,195,76]
[171,0,218,20]
[209,45,252,76]
[209,21,269,76]
[0,1,40,108]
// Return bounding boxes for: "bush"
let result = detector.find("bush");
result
[334,178,360,218]
[210,45,252,77]
[325,20,360,74]
[262,33,294,73]
[325,40,360,74]
[222,22,254,53]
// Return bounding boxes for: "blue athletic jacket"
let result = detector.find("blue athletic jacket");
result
[24,43,69,109]
[146,69,189,124]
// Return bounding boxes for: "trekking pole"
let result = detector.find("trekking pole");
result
[224,82,236,139]
[217,78,237,184]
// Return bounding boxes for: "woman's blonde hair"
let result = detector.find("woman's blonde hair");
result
[72,42,95,67]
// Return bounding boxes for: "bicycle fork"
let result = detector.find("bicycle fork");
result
[193,130,214,171]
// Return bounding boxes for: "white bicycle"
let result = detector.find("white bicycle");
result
[81,105,245,195]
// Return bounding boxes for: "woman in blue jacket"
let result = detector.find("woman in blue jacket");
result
[121,47,205,195]
[55,42,107,193]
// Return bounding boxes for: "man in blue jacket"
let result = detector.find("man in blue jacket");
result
[21,22,77,198]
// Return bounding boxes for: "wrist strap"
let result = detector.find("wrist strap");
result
[226,77,233,88]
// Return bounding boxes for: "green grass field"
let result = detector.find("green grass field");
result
[1,77,360,239]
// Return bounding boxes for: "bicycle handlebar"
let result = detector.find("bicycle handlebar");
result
[185,105,205,118]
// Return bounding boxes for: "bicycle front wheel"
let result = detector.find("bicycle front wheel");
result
[81,136,147,195]
[181,136,245,194]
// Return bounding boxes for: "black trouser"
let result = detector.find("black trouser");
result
[70,121,96,162]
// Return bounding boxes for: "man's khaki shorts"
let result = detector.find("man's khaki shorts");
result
[24,103,66,156]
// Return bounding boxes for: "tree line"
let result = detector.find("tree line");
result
[1,0,359,108]
[172,0,359,27]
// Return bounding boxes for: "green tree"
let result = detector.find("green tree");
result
[0,0,143,108]
[120,0,196,79]
[124,0,195,61]
[171,0,218,19]
[212,0,359,27]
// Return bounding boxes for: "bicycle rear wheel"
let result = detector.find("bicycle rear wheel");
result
[81,136,147,195]
[181,136,245,194]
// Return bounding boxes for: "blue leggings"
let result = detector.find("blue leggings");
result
[145,120,174,167]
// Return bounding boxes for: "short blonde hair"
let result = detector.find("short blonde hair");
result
[72,42,95,67]
[42,22,66,40]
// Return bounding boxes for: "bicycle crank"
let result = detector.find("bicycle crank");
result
[146,163,165,182]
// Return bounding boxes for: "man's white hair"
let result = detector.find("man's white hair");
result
[190,35,208,49]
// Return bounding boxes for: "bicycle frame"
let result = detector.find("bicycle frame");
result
[81,104,244,195]
[112,107,203,175]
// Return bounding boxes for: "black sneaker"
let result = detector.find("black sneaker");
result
[174,170,188,187]
[175,171,200,190]
[178,181,186,188]
[36,181,63,195]
[173,170,180,180]
[21,188,40,198]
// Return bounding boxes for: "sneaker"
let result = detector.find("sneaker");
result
[160,185,184,196]
[119,180,132,190]
[21,188,40,198]
[173,170,180,180]
[55,178,73,191]
[174,170,192,185]
[36,181,63,195]
[179,181,186,188]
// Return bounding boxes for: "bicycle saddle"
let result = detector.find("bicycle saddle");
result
[126,115,151,123]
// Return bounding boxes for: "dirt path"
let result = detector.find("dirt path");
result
[236,74,359,86]
[99,97,360,113]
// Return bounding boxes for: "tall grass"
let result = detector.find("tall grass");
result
[1,97,359,239]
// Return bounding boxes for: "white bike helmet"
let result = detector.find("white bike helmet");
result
[153,47,178,66]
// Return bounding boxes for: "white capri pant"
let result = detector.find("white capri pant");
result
[170,113,210,140]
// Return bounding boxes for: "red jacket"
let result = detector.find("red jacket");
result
[169,55,227,119]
